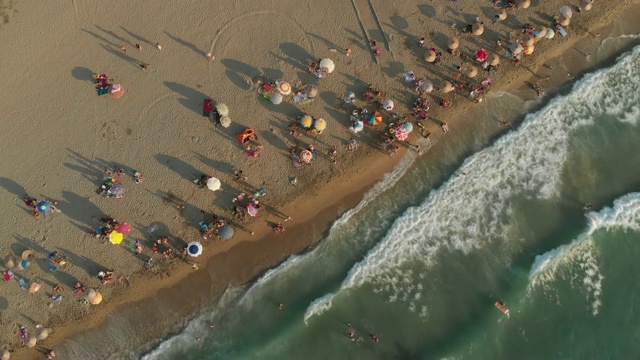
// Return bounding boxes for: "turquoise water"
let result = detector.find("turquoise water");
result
[135,45,640,360]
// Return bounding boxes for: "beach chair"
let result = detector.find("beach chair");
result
[203,99,213,117]
[18,278,27,290]
[48,262,58,272]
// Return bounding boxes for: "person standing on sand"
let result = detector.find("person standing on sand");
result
[135,43,141,51]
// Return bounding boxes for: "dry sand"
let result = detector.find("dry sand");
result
[0,0,639,358]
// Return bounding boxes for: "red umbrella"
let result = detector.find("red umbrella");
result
[475,48,488,62]
[116,223,131,235]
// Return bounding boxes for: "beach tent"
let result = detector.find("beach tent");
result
[299,114,313,129]
[218,225,234,240]
[216,103,229,117]
[304,85,318,98]
[109,230,124,245]
[206,177,221,191]
[447,37,459,50]
[187,242,203,257]
[319,58,335,73]
[270,92,283,104]
[383,99,394,111]
[35,325,49,340]
[277,81,291,95]
[314,118,327,133]
[116,223,131,235]
[424,49,436,62]
[236,128,256,144]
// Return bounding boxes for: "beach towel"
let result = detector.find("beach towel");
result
[18,277,27,289]
[96,86,109,96]
[203,99,213,117]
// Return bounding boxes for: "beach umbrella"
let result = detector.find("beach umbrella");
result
[26,337,37,348]
[35,325,49,340]
[300,150,313,163]
[523,45,535,55]
[115,223,131,235]
[383,99,394,111]
[461,63,478,78]
[533,25,548,38]
[394,127,409,141]
[546,29,556,39]
[109,83,125,98]
[418,81,434,93]
[36,201,50,214]
[108,183,125,197]
[524,35,535,46]
[89,292,103,305]
[440,80,453,93]
[488,53,500,66]
[518,0,530,9]
[84,288,97,302]
[246,203,259,217]
[581,0,592,10]
[447,37,459,50]
[299,114,313,129]
[475,48,488,62]
[28,281,41,294]
[304,84,318,98]
[277,81,291,95]
[496,8,507,21]
[509,42,524,55]
[206,177,221,191]
[218,225,234,240]
[216,103,229,117]
[403,122,414,133]
[21,250,34,261]
[109,230,123,245]
[4,256,15,269]
[559,5,573,18]
[220,116,232,128]
[187,242,203,257]
[472,22,484,36]
[314,118,327,132]
[424,49,436,62]
[365,111,383,126]
[18,260,29,270]
[350,121,364,133]
[0,348,9,360]
[319,58,335,73]
[558,15,570,27]
[270,92,283,105]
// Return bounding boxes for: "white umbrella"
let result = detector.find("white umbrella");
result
[558,16,570,27]
[418,82,434,93]
[383,99,394,111]
[447,37,459,50]
[319,58,335,73]
[220,116,231,128]
[0,348,9,360]
[187,242,203,257]
[216,103,229,117]
[35,325,49,340]
[546,29,556,39]
[270,92,283,104]
[206,177,221,191]
[559,5,573,18]
[26,337,37,348]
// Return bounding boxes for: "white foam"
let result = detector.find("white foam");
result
[320,45,640,315]
[303,293,335,325]
[530,192,640,316]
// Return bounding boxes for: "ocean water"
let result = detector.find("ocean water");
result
[57,42,640,359]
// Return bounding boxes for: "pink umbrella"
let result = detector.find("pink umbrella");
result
[394,127,409,141]
[246,203,259,217]
[116,223,131,235]
[475,48,488,62]
[300,150,313,163]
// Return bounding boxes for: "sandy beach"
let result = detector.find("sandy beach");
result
[1,0,639,358]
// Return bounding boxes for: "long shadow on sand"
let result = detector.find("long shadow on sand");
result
[164,82,209,115]
[164,31,204,56]
[56,246,106,277]
[154,154,202,183]
[71,67,96,83]
[0,177,26,198]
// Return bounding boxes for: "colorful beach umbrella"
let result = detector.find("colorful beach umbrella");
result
[206,177,221,191]
[319,58,335,73]
[216,103,229,117]
[277,81,291,95]
[314,118,327,132]
[300,114,313,128]
[36,201,50,214]
[187,242,203,257]
[395,127,409,141]
[270,92,283,104]
[383,99,394,111]
[350,121,364,133]
[365,111,383,126]
[107,183,125,197]
[218,225,234,240]
[109,83,125,98]
[300,150,313,163]
[116,223,131,235]
[109,230,123,245]
[475,48,488,62]
[246,203,259,217]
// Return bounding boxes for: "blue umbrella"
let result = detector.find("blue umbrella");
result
[37,201,50,214]
[403,122,414,133]
[187,241,203,257]
[218,225,234,240]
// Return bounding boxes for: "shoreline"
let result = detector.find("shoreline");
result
[2,0,639,358]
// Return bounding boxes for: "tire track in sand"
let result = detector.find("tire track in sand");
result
[350,0,395,64]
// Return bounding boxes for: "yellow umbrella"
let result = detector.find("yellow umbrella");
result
[314,118,326,132]
[89,292,103,305]
[299,114,313,129]
[109,230,123,245]
[523,45,535,55]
